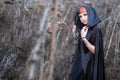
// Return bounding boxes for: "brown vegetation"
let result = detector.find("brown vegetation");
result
[0,0,119,80]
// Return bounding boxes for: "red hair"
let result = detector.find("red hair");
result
[79,7,87,13]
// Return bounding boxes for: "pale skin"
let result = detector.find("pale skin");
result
[72,12,95,54]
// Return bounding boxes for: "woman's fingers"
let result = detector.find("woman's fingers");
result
[72,25,77,34]
[81,26,88,38]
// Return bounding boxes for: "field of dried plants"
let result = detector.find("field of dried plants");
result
[0,0,119,80]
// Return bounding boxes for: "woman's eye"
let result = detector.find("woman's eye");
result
[84,14,88,16]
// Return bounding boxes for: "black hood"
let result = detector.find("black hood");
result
[74,5,101,29]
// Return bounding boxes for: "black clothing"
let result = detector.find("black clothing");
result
[70,5,105,80]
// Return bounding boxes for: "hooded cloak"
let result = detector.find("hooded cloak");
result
[70,5,105,80]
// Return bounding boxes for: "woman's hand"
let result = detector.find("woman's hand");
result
[81,26,95,54]
[81,26,88,38]
[72,25,77,37]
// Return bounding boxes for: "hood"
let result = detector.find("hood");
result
[74,5,101,29]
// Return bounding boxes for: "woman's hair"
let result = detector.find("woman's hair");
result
[79,7,87,14]
[74,6,87,30]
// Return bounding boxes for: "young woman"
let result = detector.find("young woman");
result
[70,5,106,80]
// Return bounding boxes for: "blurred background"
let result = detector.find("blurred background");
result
[0,0,120,80]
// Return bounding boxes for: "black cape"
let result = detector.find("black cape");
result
[70,5,105,80]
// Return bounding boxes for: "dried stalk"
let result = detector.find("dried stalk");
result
[46,0,58,80]
[63,5,72,22]
[105,10,119,60]
[26,2,50,80]
[113,25,119,68]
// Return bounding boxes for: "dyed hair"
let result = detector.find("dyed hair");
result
[79,7,87,14]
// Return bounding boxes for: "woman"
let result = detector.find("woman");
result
[70,5,105,80]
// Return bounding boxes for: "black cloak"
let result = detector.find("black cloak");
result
[70,5,105,80]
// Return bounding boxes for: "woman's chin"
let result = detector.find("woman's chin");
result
[83,23,87,25]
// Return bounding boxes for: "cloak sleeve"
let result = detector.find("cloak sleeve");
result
[93,26,105,80]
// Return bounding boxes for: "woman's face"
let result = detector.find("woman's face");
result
[79,12,88,25]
